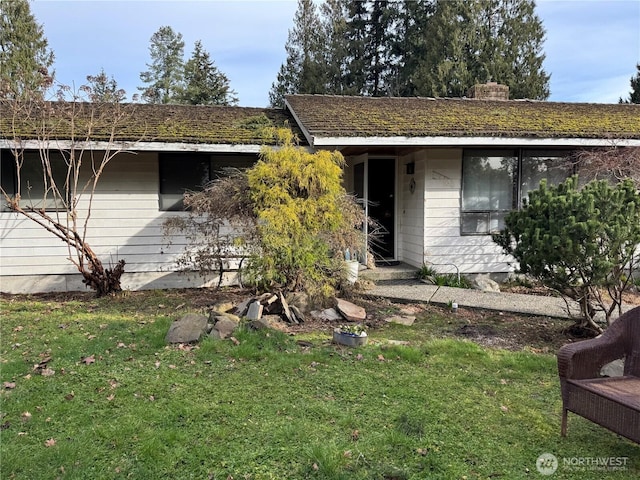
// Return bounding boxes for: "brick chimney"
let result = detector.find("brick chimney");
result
[467,82,510,100]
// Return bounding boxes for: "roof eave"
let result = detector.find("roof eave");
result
[310,136,640,148]
[0,139,266,153]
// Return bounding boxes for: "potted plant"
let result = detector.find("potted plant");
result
[333,323,368,346]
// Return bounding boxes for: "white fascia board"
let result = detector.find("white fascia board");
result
[0,139,264,153]
[311,136,640,148]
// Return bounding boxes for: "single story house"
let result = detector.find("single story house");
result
[1,84,639,293]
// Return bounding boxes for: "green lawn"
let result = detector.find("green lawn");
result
[1,290,638,479]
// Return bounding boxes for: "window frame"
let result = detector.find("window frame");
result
[1,149,70,212]
[461,148,573,235]
[158,152,257,212]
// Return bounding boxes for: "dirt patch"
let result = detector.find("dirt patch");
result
[4,286,637,352]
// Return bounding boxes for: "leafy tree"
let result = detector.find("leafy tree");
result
[269,0,325,107]
[84,68,127,103]
[0,0,54,98]
[138,26,185,104]
[619,63,640,104]
[178,40,238,106]
[493,176,640,332]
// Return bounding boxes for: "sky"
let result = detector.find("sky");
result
[29,0,640,107]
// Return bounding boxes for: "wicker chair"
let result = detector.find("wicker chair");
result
[557,306,640,443]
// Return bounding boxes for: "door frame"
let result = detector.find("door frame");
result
[352,156,398,264]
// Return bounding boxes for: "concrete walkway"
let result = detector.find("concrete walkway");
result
[365,281,632,320]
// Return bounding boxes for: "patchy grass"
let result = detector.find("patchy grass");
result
[1,290,638,480]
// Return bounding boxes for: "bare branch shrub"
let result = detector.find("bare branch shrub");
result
[1,85,139,296]
[572,146,640,187]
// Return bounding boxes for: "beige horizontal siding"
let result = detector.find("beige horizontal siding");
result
[0,151,194,285]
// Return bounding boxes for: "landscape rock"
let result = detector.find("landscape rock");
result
[212,315,239,339]
[279,292,297,324]
[334,298,366,322]
[166,313,208,344]
[211,301,235,314]
[311,308,344,322]
[473,274,501,293]
[246,301,264,320]
[384,315,416,326]
[287,292,310,312]
[249,315,289,332]
[234,298,252,317]
[290,305,305,323]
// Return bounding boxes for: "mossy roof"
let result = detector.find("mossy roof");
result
[0,101,305,146]
[285,94,640,141]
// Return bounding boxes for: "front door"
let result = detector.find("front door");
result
[353,158,396,263]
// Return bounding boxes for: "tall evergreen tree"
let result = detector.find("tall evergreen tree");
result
[269,0,324,107]
[343,0,368,95]
[319,0,353,95]
[391,0,436,96]
[0,0,54,98]
[410,0,549,99]
[364,0,398,96]
[84,68,126,103]
[138,26,185,104]
[273,0,549,100]
[619,63,640,104]
[179,40,238,106]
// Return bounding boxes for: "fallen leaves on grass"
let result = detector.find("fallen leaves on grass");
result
[44,438,56,447]
[81,355,95,365]
[3,382,16,389]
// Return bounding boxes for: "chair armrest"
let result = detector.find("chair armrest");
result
[558,335,626,380]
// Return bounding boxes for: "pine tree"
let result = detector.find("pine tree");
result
[319,0,353,95]
[619,64,640,104]
[391,0,436,96]
[84,68,126,103]
[414,0,549,99]
[494,176,640,330]
[0,0,54,98]
[179,40,238,106]
[138,26,185,104]
[269,0,324,107]
[343,0,368,95]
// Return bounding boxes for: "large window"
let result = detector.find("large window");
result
[0,149,69,211]
[159,153,257,211]
[461,149,571,234]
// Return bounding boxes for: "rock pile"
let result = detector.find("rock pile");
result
[165,292,369,344]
